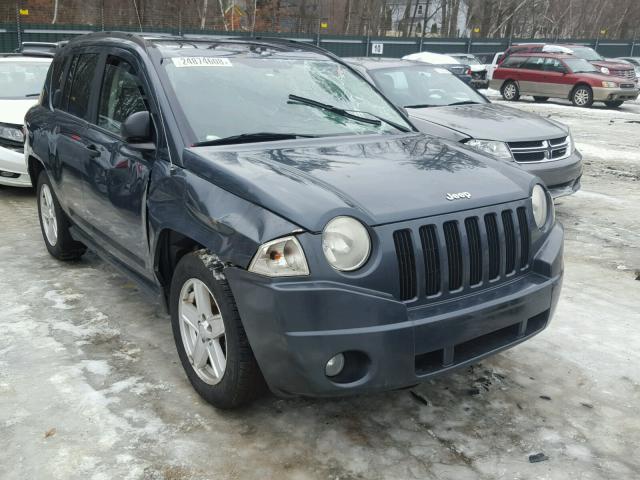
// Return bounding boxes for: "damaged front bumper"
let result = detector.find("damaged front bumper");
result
[226,221,564,398]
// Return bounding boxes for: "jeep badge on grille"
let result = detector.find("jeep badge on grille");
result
[446,192,472,201]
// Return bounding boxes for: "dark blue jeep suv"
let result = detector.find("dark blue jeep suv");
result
[25,33,563,408]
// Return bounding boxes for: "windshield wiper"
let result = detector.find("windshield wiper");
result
[448,101,481,106]
[404,104,435,109]
[25,93,40,97]
[288,94,410,132]
[191,132,317,147]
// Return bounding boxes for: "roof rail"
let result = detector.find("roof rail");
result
[250,36,340,60]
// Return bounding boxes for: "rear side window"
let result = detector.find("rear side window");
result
[522,57,545,70]
[501,56,525,68]
[97,56,148,135]
[543,58,565,73]
[63,53,99,119]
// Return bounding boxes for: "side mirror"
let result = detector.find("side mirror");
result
[121,111,155,151]
[52,89,62,108]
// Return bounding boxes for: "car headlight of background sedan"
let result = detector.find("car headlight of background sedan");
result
[532,184,553,228]
[464,139,513,160]
[249,236,309,277]
[601,81,618,88]
[322,216,371,271]
[0,123,24,143]
[600,67,610,75]
[567,131,575,155]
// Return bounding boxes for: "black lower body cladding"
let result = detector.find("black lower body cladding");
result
[225,222,564,398]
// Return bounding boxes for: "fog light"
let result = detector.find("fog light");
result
[325,353,345,377]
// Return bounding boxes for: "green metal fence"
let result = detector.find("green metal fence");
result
[1,24,638,59]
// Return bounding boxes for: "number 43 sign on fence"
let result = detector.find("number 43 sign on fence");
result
[371,42,384,55]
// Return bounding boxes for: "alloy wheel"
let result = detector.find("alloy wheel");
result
[178,278,227,385]
[574,88,590,106]
[40,184,58,246]
[504,83,517,99]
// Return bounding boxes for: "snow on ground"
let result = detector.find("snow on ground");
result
[0,98,639,480]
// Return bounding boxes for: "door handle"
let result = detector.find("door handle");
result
[85,144,100,157]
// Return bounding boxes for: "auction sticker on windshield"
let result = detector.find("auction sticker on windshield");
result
[171,57,232,68]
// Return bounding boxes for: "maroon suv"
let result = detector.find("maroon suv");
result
[490,53,639,107]
[502,44,637,83]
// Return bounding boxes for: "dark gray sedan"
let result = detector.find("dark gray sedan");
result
[346,58,583,198]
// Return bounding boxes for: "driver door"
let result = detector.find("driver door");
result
[82,49,156,276]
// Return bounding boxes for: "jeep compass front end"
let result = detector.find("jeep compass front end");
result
[25,33,563,408]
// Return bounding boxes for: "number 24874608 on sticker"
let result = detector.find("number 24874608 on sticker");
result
[171,57,232,67]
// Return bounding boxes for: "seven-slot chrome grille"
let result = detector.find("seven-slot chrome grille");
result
[610,69,636,81]
[393,202,531,302]
[508,136,569,163]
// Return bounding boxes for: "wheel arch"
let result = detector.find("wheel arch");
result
[27,154,44,187]
[570,82,592,98]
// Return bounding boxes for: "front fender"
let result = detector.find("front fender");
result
[147,161,301,270]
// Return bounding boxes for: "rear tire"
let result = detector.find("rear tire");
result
[170,250,265,409]
[501,80,520,101]
[604,100,624,108]
[533,96,549,103]
[36,170,86,260]
[571,85,593,107]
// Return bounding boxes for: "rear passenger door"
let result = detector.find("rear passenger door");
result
[82,49,156,274]
[50,50,101,219]
[519,57,547,96]
[542,57,571,98]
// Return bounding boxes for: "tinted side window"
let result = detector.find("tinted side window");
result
[522,57,545,71]
[501,56,525,68]
[63,53,99,119]
[48,55,67,108]
[97,56,147,135]
[543,58,565,73]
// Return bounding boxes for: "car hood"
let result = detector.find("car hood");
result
[591,59,635,70]
[183,134,534,232]
[408,103,567,142]
[0,98,38,125]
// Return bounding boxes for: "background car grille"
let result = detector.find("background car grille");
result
[508,136,569,163]
[393,204,531,302]
[0,138,24,154]
[610,69,636,80]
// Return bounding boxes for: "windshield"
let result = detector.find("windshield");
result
[162,49,411,142]
[370,66,486,108]
[564,58,598,73]
[0,60,50,99]
[570,47,603,61]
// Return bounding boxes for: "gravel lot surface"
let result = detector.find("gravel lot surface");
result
[1,97,638,480]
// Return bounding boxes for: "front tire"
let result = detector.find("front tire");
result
[604,100,624,108]
[571,85,593,107]
[170,250,265,409]
[36,170,86,260]
[501,80,520,101]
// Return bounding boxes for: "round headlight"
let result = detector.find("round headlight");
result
[322,216,371,271]
[532,184,548,228]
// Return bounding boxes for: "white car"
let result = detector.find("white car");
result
[485,52,504,80]
[448,53,489,88]
[402,51,461,65]
[0,55,52,187]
